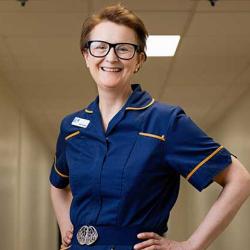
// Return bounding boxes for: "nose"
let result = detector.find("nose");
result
[105,47,119,62]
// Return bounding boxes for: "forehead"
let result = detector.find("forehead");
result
[89,21,137,43]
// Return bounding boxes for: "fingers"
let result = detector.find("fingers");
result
[137,246,160,250]
[70,224,74,232]
[60,243,71,250]
[62,230,73,246]
[137,232,162,240]
[134,239,160,250]
[134,232,162,250]
[66,230,73,239]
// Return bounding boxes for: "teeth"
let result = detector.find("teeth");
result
[101,67,121,72]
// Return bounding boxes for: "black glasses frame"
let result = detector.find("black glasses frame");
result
[84,40,141,60]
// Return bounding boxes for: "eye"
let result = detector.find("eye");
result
[96,45,107,49]
[116,44,134,53]
[91,42,108,50]
[117,46,129,52]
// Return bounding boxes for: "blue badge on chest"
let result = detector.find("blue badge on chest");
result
[71,117,90,128]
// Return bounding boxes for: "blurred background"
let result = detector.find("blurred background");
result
[0,0,250,249]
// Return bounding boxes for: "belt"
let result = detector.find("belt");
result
[72,225,165,246]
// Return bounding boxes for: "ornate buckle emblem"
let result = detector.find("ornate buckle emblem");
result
[77,225,98,245]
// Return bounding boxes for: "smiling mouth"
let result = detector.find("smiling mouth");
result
[101,67,122,72]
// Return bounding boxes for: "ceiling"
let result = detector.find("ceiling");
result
[0,0,250,151]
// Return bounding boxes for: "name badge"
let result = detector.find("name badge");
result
[72,117,90,128]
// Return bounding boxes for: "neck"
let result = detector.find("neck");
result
[97,84,132,118]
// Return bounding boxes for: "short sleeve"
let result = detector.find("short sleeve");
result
[49,119,69,189]
[165,106,232,191]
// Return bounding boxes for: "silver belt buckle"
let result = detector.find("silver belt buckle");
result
[77,225,98,245]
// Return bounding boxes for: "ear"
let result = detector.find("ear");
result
[82,49,90,68]
[135,52,145,70]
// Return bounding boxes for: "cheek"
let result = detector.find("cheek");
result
[88,60,102,74]
[124,62,136,73]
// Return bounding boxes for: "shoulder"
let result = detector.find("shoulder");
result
[59,109,85,132]
[151,100,185,119]
[142,100,186,132]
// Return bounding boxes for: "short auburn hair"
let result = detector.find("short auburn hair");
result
[80,4,148,60]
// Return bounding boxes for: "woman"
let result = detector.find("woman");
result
[50,4,250,250]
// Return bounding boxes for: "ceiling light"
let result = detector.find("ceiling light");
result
[146,35,181,57]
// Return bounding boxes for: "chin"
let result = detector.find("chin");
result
[98,81,124,89]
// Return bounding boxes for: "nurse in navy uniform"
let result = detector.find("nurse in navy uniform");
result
[49,4,250,250]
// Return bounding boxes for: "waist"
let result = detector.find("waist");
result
[72,225,166,246]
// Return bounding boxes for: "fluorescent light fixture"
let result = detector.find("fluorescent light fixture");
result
[145,35,181,57]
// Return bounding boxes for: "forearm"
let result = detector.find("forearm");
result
[50,184,73,232]
[186,178,250,250]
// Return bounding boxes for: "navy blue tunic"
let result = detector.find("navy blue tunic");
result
[50,84,232,250]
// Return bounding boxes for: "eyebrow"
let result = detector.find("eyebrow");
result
[90,40,138,44]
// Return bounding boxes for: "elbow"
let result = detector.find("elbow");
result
[229,157,250,197]
[245,173,250,197]
[236,170,250,198]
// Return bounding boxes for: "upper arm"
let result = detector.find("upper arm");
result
[165,107,233,191]
[49,120,70,189]
[214,155,250,187]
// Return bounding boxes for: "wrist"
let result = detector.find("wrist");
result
[59,222,73,234]
[183,239,199,250]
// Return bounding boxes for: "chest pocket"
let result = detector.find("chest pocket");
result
[138,132,166,142]
[65,130,80,140]
[65,130,96,170]
[65,129,96,159]
[133,131,166,166]
[120,130,166,204]
[64,129,98,195]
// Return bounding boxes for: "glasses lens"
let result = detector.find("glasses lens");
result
[116,44,135,59]
[90,41,109,57]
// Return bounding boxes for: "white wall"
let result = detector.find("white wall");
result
[207,88,250,250]
[168,88,250,250]
[0,82,57,250]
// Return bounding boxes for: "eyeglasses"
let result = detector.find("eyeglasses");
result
[84,40,141,60]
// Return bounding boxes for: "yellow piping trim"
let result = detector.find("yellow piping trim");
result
[65,130,80,140]
[54,165,69,178]
[126,98,155,111]
[139,132,166,142]
[85,109,93,113]
[54,157,69,178]
[186,145,224,181]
